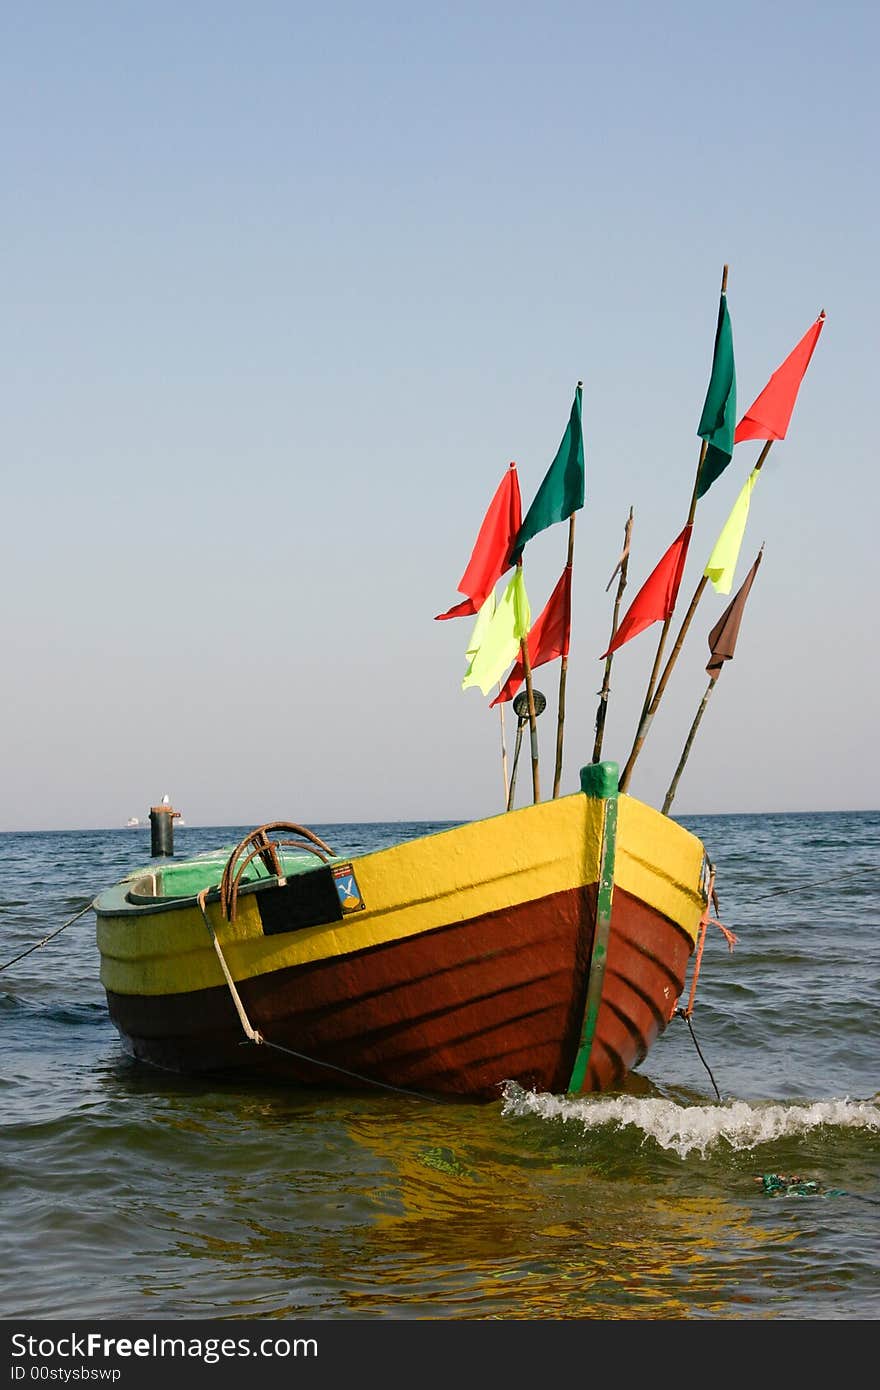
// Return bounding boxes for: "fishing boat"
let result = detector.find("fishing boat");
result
[93,761,712,1100]
[92,277,823,1101]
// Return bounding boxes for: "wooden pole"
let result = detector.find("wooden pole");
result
[521,634,541,804]
[506,716,525,811]
[551,378,584,796]
[618,573,707,791]
[624,425,707,776]
[638,265,728,724]
[552,514,577,798]
[662,676,718,815]
[618,438,708,796]
[498,687,509,808]
[618,263,728,795]
[617,436,704,794]
[592,507,633,764]
[515,558,541,805]
[553,646,567,799]
[619,438,773,791]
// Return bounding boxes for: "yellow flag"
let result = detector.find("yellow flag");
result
[704,469,759,595]
[464,592,496,667]
[462,569,531,695]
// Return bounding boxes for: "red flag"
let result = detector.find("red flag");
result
[599,525,692,659]
[435,463,522,620]
[490,566,572,706]
[734,312,825,443]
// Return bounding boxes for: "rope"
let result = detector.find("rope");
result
[0,900,95,973]
[748,865,875,904]
[673,865,878,1102]
[196,889,263,1044]
[682,867,737,1018]
[673,867,725,1100]
[677,1009,722,1101]
[258,1037,442,1103]
[195,888,438,1103]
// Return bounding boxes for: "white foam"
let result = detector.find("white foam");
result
[500,1081,880,1159]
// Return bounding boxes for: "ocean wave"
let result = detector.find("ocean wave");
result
[499,1081,880,1158]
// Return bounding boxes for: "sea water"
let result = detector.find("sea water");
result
[1,812,878,1320]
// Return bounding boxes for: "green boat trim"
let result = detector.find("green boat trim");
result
[567,761,620,1093]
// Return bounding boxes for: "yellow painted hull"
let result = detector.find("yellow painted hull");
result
[94,781,709,1098]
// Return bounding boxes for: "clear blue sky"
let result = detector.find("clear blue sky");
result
[2,2,877,830]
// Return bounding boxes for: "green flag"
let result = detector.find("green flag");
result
[461,569,531,695]
[696,293,737,500]
[510,384,585,562]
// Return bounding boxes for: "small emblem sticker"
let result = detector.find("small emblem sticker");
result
[332,862,365,914]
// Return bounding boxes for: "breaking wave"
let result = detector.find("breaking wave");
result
[499,1081,880,1159]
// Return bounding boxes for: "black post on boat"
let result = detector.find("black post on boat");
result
[149,800,180,857]
[506,689,546,811]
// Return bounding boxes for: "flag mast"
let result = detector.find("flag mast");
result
[508,378,585,805]
[620,302,825,794]
[662,546,764,815]
[661,679,717,816]
[498,684,509,806]
[550,376,584,798]
[592,507,634,764]
[518,557,541,804]
[551,519,574,798]
[549,375,584,798]
[618,263,729,794]
[619,438,772,789]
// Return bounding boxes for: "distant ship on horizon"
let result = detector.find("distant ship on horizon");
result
[125,817,141,828]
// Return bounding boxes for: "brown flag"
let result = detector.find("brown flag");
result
[706,547,763,677]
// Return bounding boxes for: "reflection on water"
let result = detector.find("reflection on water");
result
[2,815,879,1319]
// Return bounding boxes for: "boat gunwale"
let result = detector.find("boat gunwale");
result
[93,788,710,932]
[96,854,348,918]
[92,796,578,919]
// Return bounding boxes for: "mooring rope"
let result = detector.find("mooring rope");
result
[0,900,95,974]
[747,865,875,904]
[257,1036,443,1103]
[676,1008,722,1101]
[10,858,869,1113]
[196,889,264,1042]
[195,888,439,1103]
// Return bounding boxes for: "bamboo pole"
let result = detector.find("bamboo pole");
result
[498,686,509,808]
[552,514,577,798]
[552,378,584,797]
[618,573,707,791]
[506,714,525,812]
[507,689,546,810]
[647,442,707,710]
[521,634,541,804]
[640,264,729,721]
[664,542,764,814]
[592,507,633,764]
[618,438,773,791]
[515,558,541,804]
[617,433,707,795]
[662,676,718,815]
[618,263,728,795]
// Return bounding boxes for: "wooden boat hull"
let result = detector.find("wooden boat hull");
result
[95,765,709,1100]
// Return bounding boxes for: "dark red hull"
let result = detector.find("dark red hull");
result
[106,883,693,1099]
